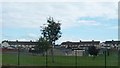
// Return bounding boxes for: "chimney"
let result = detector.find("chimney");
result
[80,40,81,42]
[30,40,32,42]
[16,40,18,42]
[112,40,114,44]
[92,40,94,46]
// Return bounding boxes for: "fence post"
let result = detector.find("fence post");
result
[18,45,20,66]
[105,49,106,68]
[75,50,77,68]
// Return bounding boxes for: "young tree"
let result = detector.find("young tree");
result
[88,46,99,60]
[35,37,50,56]
[41,17,62,63]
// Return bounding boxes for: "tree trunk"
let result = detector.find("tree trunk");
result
[93,55,95,60]
[42,52,45,56]
[51,48,54,63]
[49,41,55,63]
[45,49,48,67]
[51,45,54,63]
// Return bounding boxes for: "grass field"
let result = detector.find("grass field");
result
[2,51,118,66]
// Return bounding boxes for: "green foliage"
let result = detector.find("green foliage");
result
[40,17,62,63]
[88,46,99,59]
[41,17,62,45]
[88,46,98,56]
[35,37,50,53]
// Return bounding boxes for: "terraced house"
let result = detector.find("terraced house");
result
[60,40,100,56]
[61,40,100,49]
[1,40,119,56]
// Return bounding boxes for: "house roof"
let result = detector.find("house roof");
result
[105,40,120,44]
[2,40,37,45]
[61,40,100,45]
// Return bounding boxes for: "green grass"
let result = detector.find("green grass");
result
[2,52,118,66]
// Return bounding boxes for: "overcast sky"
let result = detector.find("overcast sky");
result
[1,0,119,44]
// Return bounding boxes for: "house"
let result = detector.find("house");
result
[2,40,37,47]
[104,40,120,49]
[61,40,100,49]
[1,40,37,52]
[61,40,100,56]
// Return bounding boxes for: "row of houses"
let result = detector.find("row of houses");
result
[61,40,119,49]
[1,40,36,49]
[0,40,120,56]
[60,40,120,56]
[61,40,100,49]
[1,40,120,49]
